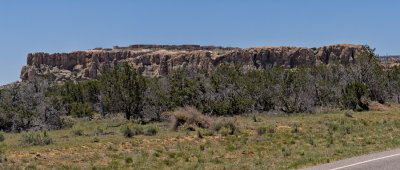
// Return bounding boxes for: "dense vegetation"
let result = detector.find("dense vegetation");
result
[1,45,400,132]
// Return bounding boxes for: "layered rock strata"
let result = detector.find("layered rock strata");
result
[20,44,362,82]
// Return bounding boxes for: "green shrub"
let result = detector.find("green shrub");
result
[125,157,133,164]
[72,128,84,136]
[224,121,238,135]
[267,125,276,134]
[107,160,121,169]
[202,129,215,136]
[199,144,205,151]
[282,147,291,157]
[344,112,354,118]
[327,122,339,132]
[341,123,353,134]
[0,131,5,142]
[70,102,94,118]
[94,126,104,136]
[145,126,158,136]
[291,124,299,133]
[213,100,231,115]
[342,83,369,111]
[211,97,252,116]
[326,132,334,147]
[121,124,144,138]
[306,137,315,146]
[0,143,6,163]
[131,125,144,135]
[215,120,239,136]
[61,118,74,129]
[122,126,134,138]
[93,137,100,143]
[197,130,203,138]
[256,127,267,136]
[0,142,6,160]
[356,105,364,112]
[20,130,53,146]
[219,127,231,136]
[212,122,223,132]
[252,115,258,122]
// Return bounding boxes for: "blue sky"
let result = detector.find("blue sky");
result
[0,0,399,85]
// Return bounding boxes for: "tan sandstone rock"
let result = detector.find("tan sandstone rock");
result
[20,44,362,82]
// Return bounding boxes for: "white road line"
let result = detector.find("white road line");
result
[330,153,400,170]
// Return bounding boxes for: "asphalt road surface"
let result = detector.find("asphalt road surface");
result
[301,148,400,170]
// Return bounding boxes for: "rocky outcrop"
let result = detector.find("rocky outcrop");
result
[20,44,362,82]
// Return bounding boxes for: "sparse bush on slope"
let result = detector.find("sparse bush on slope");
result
[0,77,64,132]
[121,123,144,138]
[213,119,239,135]
[163,106,242,136]
[20,130,53,146]
[145,126,158,136]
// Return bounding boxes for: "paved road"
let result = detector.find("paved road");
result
[301,148,400,170]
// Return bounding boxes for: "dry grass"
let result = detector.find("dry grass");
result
[2,106,400,169]
[368,101,390,111]
[164,106,212,131]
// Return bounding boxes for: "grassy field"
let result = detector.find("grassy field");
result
[2,104,400,169]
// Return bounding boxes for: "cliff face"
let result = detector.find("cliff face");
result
[20,44,362,82]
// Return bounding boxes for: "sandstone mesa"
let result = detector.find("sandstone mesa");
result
[20,44,362,83]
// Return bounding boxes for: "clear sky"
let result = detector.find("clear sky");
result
[0,0,399,85]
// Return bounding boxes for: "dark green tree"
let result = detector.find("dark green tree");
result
[70,102,94,118]
[341,83,369,111]
[352,45,387,103]
[143,77,169,121]
[388,66,400,103]
[167,69,202,109]
[100,62,147,120]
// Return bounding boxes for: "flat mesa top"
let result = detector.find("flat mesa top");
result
[54,44,362,55]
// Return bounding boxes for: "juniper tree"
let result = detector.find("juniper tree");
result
[100,62,147,120]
